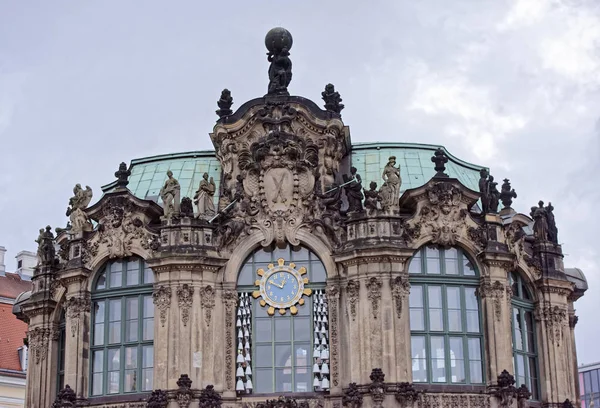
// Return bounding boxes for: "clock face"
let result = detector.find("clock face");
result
[252,258,312,315]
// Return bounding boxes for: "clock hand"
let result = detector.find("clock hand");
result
[268,279,283,289]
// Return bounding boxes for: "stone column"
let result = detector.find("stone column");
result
[535,280,573,404]
[152,279,173,390]
[390,271,411,382]
[477,256,514,385]
[63,285,91,399]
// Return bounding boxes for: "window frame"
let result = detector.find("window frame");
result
[510,272,540,400]
[408,245,485,385]
[236,245,327,395]
[89,257,154,398]
[57,311,66,393]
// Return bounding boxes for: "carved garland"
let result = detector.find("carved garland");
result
[201,285,216,327]
[366,277,382,319]
[327,285,340,387]
[223,289,239,391]
[390,275,410,319]
[176,284,194,327]
[64,294,91,337]
[537,305,567,346]
[152,286,172,328]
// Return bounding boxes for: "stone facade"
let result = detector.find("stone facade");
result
[14,29,587,408]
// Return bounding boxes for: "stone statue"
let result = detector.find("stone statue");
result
[114,162,131,188]
[66,184,93,233]
[531,201,549,242]
[431,148,449,177]
[500,178,517,209]
[379,156,401,214]
[364,181,381,216]
[488,176,500,213]
[37,226,56,266]
[343,167,363,213]
[265,27,293,96]
[216,89,233,118]
[479,169,490,213]
[193,173,216,219]
[322,83,344,114]
[159,170,181,219]
[546,202,559,244]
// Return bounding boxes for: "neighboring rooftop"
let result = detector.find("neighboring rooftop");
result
[0,273,32,301]
[0,303,28,373]
[102,142,485,203]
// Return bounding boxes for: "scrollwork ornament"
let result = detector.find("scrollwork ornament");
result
[201,285,216,327]
[342,383,363,408]
[346,280,360,321]
[366,277,382,319]
[540,305,567,346]
[390,275,410,319]
[476,280,505,322]
[177,284,194,327]
[28,327,50,364]
[152,286,172,328]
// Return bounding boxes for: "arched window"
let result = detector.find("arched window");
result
[90,257,154,397]
[236,245,328,395]
[408,246,484,385]
[57,310,66,392]
[510,272,539,400]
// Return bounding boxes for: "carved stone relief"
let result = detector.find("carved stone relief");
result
[390,275,410,319]
[366,277,382,319]
[327,285,340,387]
[201,285,216,327]
[537,305,567,346]
[476,280,506,322]
[176,284,194,327]
[346,280,360,321]
[152,286,172,328]
[64,294,91,337]
[28,327,50,364]
[223,290,239,390]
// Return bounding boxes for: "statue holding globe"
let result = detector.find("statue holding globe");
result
[265,27,293,96]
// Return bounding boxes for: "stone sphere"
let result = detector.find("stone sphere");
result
[265,27,293,53]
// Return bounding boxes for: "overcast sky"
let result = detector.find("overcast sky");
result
[1,1,598,364]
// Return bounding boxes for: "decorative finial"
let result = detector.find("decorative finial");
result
[115,162,131,188]
[216,89,233,118]
[500,178,517,209]
[322,83,344,114]
[265,27,293,96]
[431,148,449,178]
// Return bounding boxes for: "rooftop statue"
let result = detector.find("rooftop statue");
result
[160,170,181,219]
[322,83,344,114]
[265,27,293,96]
[488,175,500,213]
[500,178,517,209]
[364,181,381,216]
[194,172,216,219]
[66,184,93,233]
[379,156,401,214]
[478,169,501,213]
[216,88,233,118]
[114,162,131,189]
[343,167,363,214]
[36,225,56,267]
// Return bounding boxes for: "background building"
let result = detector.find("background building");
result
[14,29,587,408]
[579,362,600,408]
[0,246,33,408]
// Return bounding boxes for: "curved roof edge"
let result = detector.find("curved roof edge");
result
[564,267,588,292]
[351,142,486,172]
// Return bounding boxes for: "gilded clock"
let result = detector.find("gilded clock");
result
[252,258,312,315]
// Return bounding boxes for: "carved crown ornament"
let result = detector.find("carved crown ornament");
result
[398,179,483,249]
[59,191,162,269]
[210,100,350,251]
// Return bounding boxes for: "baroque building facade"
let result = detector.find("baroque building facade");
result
[14,28,588,408]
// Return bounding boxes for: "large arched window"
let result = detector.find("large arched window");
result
[510,272,539,400]
[90,257,154,397]
[236,245,328,395]
[408,246,484,385]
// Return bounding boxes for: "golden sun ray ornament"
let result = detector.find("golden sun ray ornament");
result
[252,258,312,316]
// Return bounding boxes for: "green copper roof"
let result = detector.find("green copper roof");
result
[103,143,485,202]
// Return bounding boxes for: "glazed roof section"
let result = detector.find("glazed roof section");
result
[102,143,485,202]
